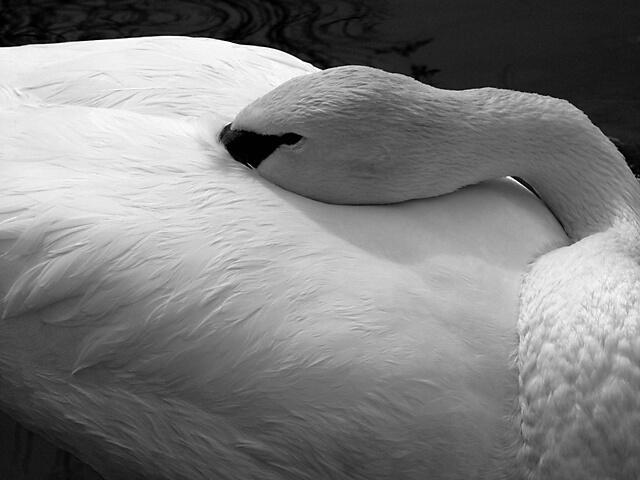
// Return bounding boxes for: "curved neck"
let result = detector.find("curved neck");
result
[427,88,640,243]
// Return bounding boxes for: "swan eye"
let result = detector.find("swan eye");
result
[219,123,303,169]
[280,132,303,146]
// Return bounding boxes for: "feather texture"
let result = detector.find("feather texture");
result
[0,36,569,479]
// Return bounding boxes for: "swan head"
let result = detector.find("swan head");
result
[219,66,485,204]
[220,65,632,241]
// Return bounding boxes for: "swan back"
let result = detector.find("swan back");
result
[1,37,570,479]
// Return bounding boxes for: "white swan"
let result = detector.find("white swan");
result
[221,65,640,478]
[0,36,571,479]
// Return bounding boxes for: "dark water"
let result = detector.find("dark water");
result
[1,1,639,478]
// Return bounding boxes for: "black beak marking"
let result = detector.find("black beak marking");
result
[219,123,302,169]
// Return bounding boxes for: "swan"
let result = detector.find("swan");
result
[0,36,572,479]
[221,65,640,478]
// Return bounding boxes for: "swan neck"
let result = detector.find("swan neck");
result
[523,151,640,242]
[432,88,640,242]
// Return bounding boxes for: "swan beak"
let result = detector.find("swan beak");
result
[219,123,302,170]
[219,123,262,169]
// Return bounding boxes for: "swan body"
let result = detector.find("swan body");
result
[0,37,573,479]
[222,66,640,478]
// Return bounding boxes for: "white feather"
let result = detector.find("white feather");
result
[0,36,569,479]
